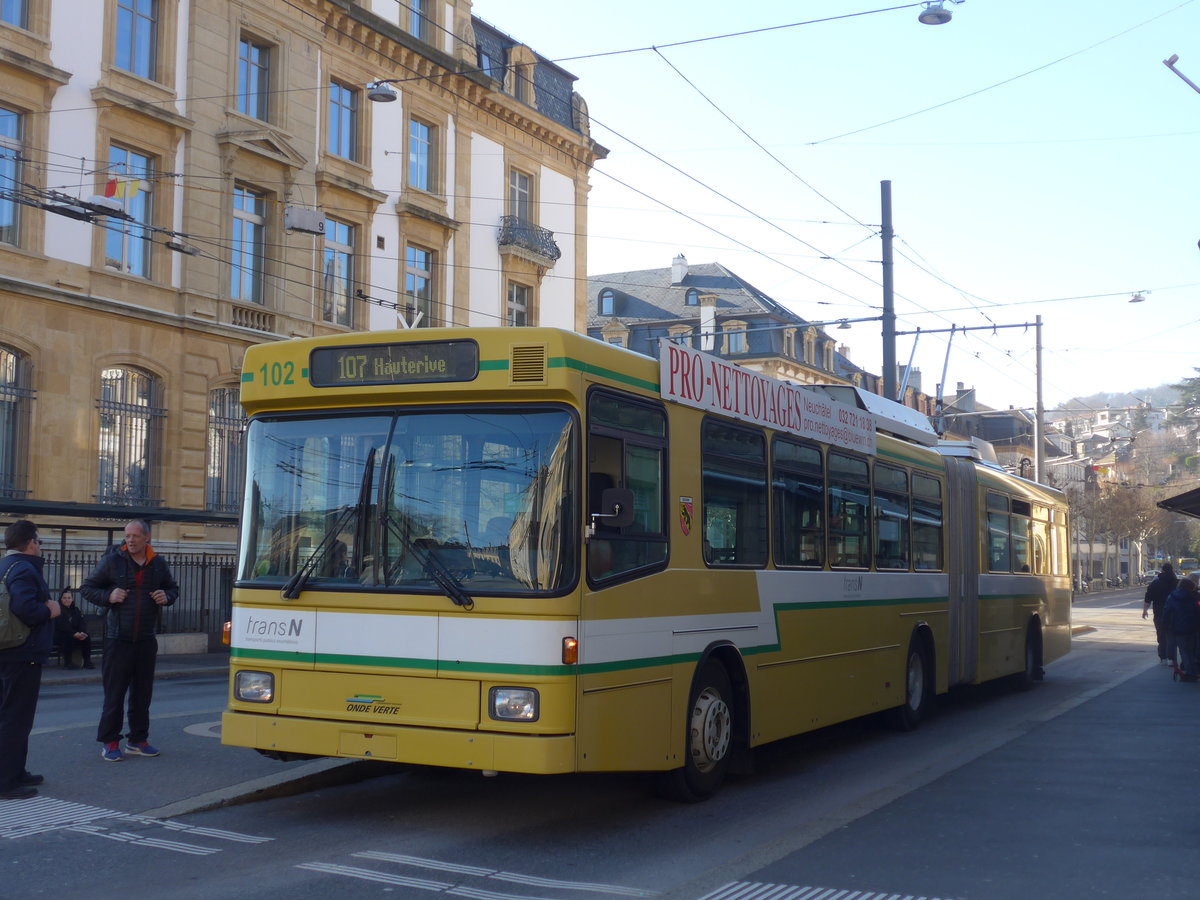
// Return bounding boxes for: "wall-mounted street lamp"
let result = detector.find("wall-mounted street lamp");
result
[1129,291,1148,303]
[918,1,964,26]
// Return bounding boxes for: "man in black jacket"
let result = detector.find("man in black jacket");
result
[0,519,60,799]
[82,519,178,762]
[1143,563,1179,664]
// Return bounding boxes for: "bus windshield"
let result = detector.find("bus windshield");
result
[238,408,577,595]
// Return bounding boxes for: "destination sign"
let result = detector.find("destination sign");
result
[309,340,479,387]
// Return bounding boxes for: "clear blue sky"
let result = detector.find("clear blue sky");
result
[471,0,1200,410]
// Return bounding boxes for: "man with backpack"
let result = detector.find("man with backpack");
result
[0,519,60,800]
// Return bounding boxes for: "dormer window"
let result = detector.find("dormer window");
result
[685,288,700,306]
[599,288,616,316]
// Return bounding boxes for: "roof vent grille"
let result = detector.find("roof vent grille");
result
[510,344,547,383]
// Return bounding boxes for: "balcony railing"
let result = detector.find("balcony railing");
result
[497,216,561,266]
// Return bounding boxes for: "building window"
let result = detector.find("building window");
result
[508,168,532,223]
[1,0,26,28]
[0,106,21,246]
[507,282,530,327]
[115,0,158,80]
[598,288,615,316]
[96,366,163,507]
[408,118,434,192]
[406,0,427,41]
[231,185,266,303]
[685,288,700,307]
[0,344,32,500]
[328,81,358,161]
[207,386,246,513]
[726,328,746,354]
[103,145,154,278]
[668,325,691,347]
[237,38,270,121]
[478,48,498,80]
[322,218,355,327]
[405,244,434,327]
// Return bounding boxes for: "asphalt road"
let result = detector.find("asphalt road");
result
[4,596,1190,900]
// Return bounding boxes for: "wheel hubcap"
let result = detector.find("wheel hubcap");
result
[906,652,925,710]
[689,686,731,772]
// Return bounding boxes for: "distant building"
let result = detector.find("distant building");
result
[587,255,937,416]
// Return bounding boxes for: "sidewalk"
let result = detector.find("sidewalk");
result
[41,650,230,685]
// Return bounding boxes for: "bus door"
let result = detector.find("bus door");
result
[944,457,979,686]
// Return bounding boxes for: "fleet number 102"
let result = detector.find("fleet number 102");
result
[258,361,295,386]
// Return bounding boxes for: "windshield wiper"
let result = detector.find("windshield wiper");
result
[280,447,376,599]
[379,455,473,610]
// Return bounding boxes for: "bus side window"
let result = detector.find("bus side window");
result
[828,451,870,568]
[587,390,669,584]
[701,419,768,568]
[986,492,1011,572]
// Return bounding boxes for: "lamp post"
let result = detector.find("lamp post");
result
[1164,54,1200,96]
[881,181,897,401]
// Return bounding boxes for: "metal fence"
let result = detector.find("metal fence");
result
[42,550,237,637]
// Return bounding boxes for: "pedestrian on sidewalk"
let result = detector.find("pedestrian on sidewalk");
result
[1143,563,1178,665]
[82,519,178,763]
[0,519,61,800]
[1162,574,1200,680]
[53,587,93,669]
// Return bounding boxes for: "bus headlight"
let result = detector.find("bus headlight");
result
[489,687,539,722]
[235,671,275,703]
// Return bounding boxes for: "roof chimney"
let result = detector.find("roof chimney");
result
[671,254,688,285]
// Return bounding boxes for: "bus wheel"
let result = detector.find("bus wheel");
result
[887,634,931,732]
[1011,621,1044,691]
[659,661,733,802]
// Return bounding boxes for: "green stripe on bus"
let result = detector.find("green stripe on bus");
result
[550,357,659,391]
[240,372,254,382]
[478,356,659,391]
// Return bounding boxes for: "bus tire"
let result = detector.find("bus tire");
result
[659,660,734,803]
[887,633,932,732]
[1010,620,1044,691]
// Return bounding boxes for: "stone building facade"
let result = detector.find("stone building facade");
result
[587,255,938,417]
[0,0,604,571]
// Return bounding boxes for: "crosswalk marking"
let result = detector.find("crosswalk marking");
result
[300,851,658,899]
[697,883,955,900]
[0,795,271,855]
[355,851,658,896]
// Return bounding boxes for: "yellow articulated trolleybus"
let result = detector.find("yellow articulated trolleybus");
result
[222,327,1071,800]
